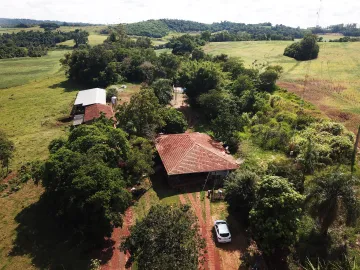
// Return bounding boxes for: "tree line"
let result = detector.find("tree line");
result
[310,23,360,37]
[124,19,305,40]
[0,29,89,59]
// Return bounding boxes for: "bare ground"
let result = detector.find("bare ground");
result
[278,80,360,133]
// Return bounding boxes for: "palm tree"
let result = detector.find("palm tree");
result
[306,171,359,236]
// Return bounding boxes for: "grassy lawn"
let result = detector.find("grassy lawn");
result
[204,41,360,132]
[57,34,108,47]
[0,50,67,89]
[0,72,78,168]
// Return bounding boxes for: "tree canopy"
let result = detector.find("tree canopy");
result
[121,204,205,270]
[284,34,320,61]
[249,176,304,266]
[38,121,154,242]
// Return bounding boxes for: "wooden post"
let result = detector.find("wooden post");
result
[351,125,360,174]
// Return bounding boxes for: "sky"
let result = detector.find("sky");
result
[1,0,360,28]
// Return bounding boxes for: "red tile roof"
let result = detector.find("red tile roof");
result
[155,133,238,175]
[84,104,114,123]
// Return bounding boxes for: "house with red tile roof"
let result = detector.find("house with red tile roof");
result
[83,104,114,124]
[155,132,239,187]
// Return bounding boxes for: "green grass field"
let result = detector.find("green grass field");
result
[204,41,360,131]
[0,50,67,89]
[57,34,108,47]
[0,48,84,269]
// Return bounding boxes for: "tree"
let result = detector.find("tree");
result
[232,75,255,96]
[284,34,319,61]
[151,78,173,105]
[177,61,224,107]
[200,31,211,42]
[158,52,180,79]
[106,87,118,102]
[191,48,206,61]
[0,130,14,175]
[39,122,139,242]
[121,204,205,270]
[224,170,258,223]
[249,176,304,268]
[259,68,280,92]
[169,34,197,55]
[221,57,245,79]
[161,108,188,134]
[72,29,89,48]
[116,89,165,138]
[306,171,359,236]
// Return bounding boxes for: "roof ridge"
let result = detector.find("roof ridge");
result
[193,141,237,165]
[168,134,197,174]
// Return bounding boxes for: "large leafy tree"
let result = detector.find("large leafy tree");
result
[161,108,188,134]
[224,170,258,223]
[39,121,153,242]
[0,130,14,176]
[121,204,205,270]
[306,171,359,236]
[284,34,319,61]
[116,89,165,138]
[177,61,224,107]
[249,176,304,268]
[151,78,173,105]
[72,29,89,48]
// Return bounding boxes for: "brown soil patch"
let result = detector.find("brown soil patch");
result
[101,207,133,270]
[278,80,360,133]
[187,193,210,270]
[2,172,17,184]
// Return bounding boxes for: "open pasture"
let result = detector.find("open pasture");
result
[204,41,360,132]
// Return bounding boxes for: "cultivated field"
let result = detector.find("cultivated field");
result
[204,41,360,132]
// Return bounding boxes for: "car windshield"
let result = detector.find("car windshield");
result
[220,233,230,237]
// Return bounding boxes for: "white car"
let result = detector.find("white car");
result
[214,220,231,243]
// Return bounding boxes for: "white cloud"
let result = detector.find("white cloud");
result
[1,0,360,28]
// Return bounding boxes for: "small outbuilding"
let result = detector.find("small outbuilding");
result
[83,104,114,124]
[155,133,239,187]
[72,88,108,126]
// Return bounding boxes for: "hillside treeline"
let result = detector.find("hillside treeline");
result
[0,17,93,27]
[0,30,88,59]
[311,23,360,36]
[125,19,305,40]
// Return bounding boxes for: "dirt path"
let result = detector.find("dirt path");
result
[204,194,222,270]
[101,208,133,270]
[179,194,187,204]
[186,193,210,270]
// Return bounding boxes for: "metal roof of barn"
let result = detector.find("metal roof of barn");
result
[74,88,106,106]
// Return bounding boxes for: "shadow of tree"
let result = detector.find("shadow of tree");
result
[49,79,87,92]
[9,196,114,269]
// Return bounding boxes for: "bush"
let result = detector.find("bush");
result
[224,170,258,224]
[251,120,292,151]
[106,87,118,102]
[161,108,188,134]
[284,34,319,61]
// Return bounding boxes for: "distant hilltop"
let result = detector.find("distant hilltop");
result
[0,18,98,27]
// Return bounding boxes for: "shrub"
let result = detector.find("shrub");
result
[106,87,119,102]
[161,108,188,134]
[224,170,258,224]
[284,34,319,61]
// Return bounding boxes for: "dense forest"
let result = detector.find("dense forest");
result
[124,19,305,40]
[0,17,94,27]
[310,23,360,36]
[0,29,88,59]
